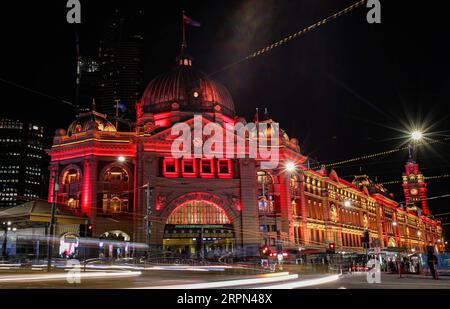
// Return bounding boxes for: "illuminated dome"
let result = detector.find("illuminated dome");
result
[141,55,235,117]
[67,104,116,136]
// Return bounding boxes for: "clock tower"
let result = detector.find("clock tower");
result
[402,154,429,215]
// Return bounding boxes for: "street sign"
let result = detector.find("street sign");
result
[64,235,78,243]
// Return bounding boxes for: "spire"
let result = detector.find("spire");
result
[91,99,96,112]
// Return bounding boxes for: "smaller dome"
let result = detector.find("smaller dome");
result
[67,105,116,136]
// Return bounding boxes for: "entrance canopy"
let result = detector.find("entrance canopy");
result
[0,200,87,228]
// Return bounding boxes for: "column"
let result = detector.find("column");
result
[238,159,260,256]
[278,173,293,243]
[298,173,309,246]
[82,156,98,227]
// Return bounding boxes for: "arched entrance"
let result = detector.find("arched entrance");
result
[99,230,131,258]
[59,233,79,258]
[163,200,235,259]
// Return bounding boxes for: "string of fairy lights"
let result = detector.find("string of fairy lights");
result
[309,137,450,170]
[244,0,368,61]
[205,0,368,78]
[379,174,450,186]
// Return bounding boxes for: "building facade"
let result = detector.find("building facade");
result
[47,50,442,257]
[0,119,47,208]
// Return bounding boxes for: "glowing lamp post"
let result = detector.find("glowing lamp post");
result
[285,161,297,173]
[411,130,423,142]
[2,221,15,260]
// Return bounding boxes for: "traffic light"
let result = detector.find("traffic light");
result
[86,224,93,237]
[80,224,93,237]
[326,242,335,254]
[261,244,270,257]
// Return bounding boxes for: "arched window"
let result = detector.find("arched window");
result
[167,200,231,225]
[101,165,132,214]
[257,171,273,185]
[62,168,81,184]
[257,171,275,213]
[59,167,82,208]
[103,166,129,184]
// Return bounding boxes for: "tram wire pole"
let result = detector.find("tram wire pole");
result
[145,177,153,260]
[47,165,59,272]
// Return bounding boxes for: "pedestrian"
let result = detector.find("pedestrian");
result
[428,254,438,280]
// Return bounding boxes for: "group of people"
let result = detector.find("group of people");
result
[385,257,421,274]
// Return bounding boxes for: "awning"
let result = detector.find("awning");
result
[0,200,88,227]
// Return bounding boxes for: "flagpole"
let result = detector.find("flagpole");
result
[115,99,120,129]
[182,10,186,49]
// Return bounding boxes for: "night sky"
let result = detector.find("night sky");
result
[1,1,449,234]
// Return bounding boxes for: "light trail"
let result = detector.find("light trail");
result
[132,272,297,289]
[256,274,340,289]
[0,271,141,283]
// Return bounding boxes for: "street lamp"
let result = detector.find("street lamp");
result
[411,130,423,142]
[285,161,297,173]
[2,221,16,260]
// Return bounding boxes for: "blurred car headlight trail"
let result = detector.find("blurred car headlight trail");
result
[132,272,297,289]
[255,274,340,289]
[0,271,141,283]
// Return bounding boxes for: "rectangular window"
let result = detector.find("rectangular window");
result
[217,159,233,178]
[182,159,197,178]
[200,159,214,178]
[163,158,179,177]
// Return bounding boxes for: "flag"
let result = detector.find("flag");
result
[183,13,201,27]
[115,100,127,112]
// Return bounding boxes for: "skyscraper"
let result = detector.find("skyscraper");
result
[0,119,48,208]
[78,57,100,108]
[97,8,145,122]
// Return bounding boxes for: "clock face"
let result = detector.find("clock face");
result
[410,188,418,196]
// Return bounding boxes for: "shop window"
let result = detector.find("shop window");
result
[182,159,197,178]
[163,158,179,177]
[217,159,233,179]
[200,159,214,178]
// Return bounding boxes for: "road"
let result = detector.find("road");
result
[0,265,449,289]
